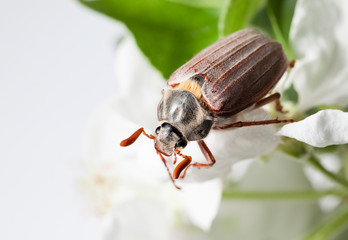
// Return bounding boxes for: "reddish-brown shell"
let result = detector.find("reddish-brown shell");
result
[167,29,289,117]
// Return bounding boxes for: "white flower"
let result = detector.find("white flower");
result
[101,180,224,240]
[289,0,348,112]
[276,0,348,220]
[80,30,284,232]
[278,0,348,148]
[81,0,348,238]
[100,152,323,240]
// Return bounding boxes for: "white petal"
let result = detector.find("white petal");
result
[114,33,165,129]
[289,0,348,111]
[102,199,172,240]
[180,108,280,182]
[277,110,348,147]
[85,99,170,183]
[84,32,171,183]
[178,178,223,231]
[206,108,280,160]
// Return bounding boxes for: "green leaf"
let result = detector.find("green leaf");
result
[79,0,224,78]
[250,5,273,36]
[219,0,267,37]
[282,83,299,104]
[305,104,344,117]
[250,0,297,59]
[266,0,297,59]
[165,0,225,8]
[267,0,297,42]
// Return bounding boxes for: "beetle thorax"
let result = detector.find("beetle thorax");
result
[157,89,213,142]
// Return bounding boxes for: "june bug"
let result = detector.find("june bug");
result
[120,29,293,189]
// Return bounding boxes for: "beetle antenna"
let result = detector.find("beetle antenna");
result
[120,128,155,147]
[120,128,182,190]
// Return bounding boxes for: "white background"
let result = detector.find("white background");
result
[0,0,122,239]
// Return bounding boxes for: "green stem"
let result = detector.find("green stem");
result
[302,206,348,240]
[223,189,344,200]
[307,155,348,193]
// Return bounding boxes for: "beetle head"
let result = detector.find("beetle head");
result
[154,122,187,156]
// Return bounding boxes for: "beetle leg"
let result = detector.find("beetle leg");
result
[173,151,178,165]
[120,128,155,147]
[157,151,181,190]
[173,154,192,179]
[179,140,216,179]
[274,98,287,113]
[215,118,294,130]
[197,140,216,166]
[254,92,287,113]
[289,59,296,69]
[254,92,280,108]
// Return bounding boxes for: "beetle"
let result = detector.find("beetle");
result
[120,29,293,189]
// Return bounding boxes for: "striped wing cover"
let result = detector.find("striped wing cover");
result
[168,29,289,116]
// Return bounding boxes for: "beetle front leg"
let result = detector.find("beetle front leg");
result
[179,140,216,179]
[173,154,191,179]
[157,151,182,189]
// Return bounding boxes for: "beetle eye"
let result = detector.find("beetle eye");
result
[155,126,161,134]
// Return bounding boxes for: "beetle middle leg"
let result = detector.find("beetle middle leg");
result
[178,140,216,179]
[254,92,287,113]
